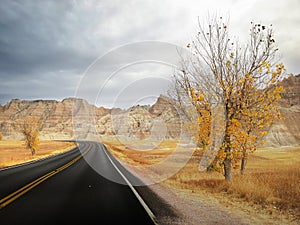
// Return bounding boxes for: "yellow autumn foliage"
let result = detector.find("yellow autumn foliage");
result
[19,116,41,155]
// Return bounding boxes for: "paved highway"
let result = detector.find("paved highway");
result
[0,141,162,225]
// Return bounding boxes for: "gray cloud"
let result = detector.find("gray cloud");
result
[75,41,186,109]
[0,0,299,107]
[0,1,100,75]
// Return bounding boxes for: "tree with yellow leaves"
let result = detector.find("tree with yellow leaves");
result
[173,15,287,181]
[19,116,41,155]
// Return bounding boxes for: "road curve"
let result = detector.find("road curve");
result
[0,141,158,225]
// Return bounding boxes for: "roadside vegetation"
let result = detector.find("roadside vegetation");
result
[19,116,41,155]
[165,146,300,220]
[104,139,300,222]
[171,15,288,182]
[0,140,77,168]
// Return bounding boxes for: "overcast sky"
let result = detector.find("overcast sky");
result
[1,0,299,108]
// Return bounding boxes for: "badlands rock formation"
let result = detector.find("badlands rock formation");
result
[0,75,299,147]
[264,74,300,146]
[0,95,181,141]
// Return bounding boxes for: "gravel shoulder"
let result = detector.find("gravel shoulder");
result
[127,165,252,225]
[145,181,298,225]
[148,182,250,225]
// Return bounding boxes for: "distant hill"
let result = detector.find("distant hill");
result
[0,95,181,141]
[264,74,300,147]
[0,75,299,147]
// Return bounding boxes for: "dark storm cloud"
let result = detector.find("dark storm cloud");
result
[0,0,177,78]
[0,0,179,105]
[0,0,107,104]
[0,0,97,77]
[0,0,299,107]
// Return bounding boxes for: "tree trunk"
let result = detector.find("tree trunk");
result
[240,149,247,175]
[223,120,232,182]
[223,157,232,182]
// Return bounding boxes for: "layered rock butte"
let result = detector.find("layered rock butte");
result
[0,75,299,147]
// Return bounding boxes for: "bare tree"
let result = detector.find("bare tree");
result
[172,15,286,181]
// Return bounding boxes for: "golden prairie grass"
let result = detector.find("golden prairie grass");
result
[228,166,300,209]
[167,147,300,205]
[105,139,300,220]
[0,140,77,168]
[102,139,179,166]
[226,149,300,217]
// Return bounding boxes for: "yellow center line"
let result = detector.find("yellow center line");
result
[0,144,92,209]
[0,171,56,205]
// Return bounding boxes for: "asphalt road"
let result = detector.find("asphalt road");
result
[0,141,163,225]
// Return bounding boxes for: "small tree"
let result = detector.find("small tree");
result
[20,116,41,155]
[173,15,286,181]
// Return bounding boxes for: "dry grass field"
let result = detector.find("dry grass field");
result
[102,138,179,166]
[0,140,77,169]
[104,138,300,223]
